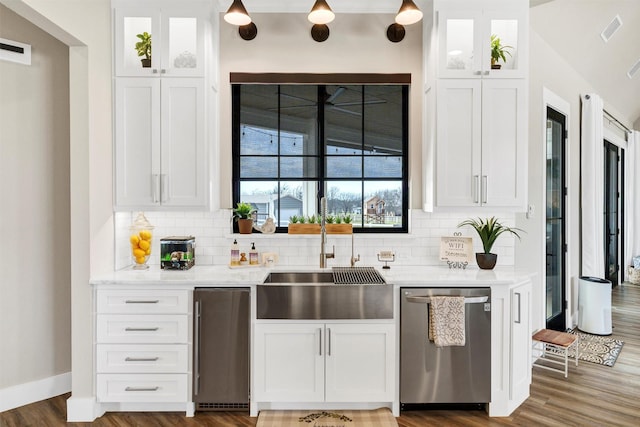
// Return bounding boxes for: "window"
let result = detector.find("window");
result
[232,82,408,233]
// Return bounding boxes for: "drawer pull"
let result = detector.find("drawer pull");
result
[125,386,159,392]
[125,300,160,304]
[125,357,160,362]
[125,327,159,332]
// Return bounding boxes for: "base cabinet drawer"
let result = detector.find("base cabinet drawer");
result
[96,314,188,343]
[97,374,188,403]
[97,344,188,373]
[96,290,189,314]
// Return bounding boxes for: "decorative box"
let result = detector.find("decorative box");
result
[160,236,195,270]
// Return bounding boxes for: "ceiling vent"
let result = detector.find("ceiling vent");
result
[600,15,622,42]
[628,58,640,79]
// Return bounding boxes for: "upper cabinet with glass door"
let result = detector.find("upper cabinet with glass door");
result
[436,0,528,79]
[113,0,207,77]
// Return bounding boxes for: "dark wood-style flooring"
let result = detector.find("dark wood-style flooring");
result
[2,284,639,427]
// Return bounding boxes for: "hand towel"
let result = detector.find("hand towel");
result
[428,296,466,347]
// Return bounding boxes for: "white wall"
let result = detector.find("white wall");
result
[218,13,425,209]
[0,1,70,398]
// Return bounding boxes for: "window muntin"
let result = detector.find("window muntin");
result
[233,83,408,232]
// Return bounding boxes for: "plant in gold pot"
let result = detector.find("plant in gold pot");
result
[233,202,256,234]
[458,217,523,269]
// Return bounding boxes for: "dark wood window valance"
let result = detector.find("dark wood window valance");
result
[229,73,411,84]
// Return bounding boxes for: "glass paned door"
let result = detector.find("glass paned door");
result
[546,107,566,331]
[604,141,620,286]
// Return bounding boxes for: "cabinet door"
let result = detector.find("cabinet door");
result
[509,281,531,407]
[161,6,206,77]
[114,6,162,76]
[481,79,527,208]
[437,9,483,78]
[253,324,324,402]
[324,323,395,402]
[482,6,528,79]
[160,78,207,208]
[114,78,161,208]
[436,79,482,207]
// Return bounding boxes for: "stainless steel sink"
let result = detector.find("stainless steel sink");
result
[257,267,392,320]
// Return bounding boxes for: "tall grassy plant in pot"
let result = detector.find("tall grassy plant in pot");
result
[458,217,523,269]
[233,202,256,234]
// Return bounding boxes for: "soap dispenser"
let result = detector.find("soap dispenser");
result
[249,242,259,265]
[230,239,240,266]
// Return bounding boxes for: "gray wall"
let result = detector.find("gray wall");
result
[0,3,71,389]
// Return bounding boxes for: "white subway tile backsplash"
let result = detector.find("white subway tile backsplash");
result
[114,209,517,270]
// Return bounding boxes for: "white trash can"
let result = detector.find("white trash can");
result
[578,276,612,335]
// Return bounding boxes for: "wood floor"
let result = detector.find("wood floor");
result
[2,284,639,427]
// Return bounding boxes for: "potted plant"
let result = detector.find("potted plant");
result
[233,202,256,234]
[458,216,523,269]
[490,34,512,70]
[135,31,152,68]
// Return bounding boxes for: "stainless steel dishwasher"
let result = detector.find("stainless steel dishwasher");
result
[400,287,491,409]
[193,288,250,411]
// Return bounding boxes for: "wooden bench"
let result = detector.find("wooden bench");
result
[532,329,579,378]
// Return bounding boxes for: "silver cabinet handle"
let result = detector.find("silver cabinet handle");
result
[152,174,160,203]
[473,175,479,203]
[514,292,521,324]
[125,386,159,392]
[125,357,159,362]
[318,328,322,356]
[483,70,490,75]
[161,69,167,74]
[327,328,332,356]
[194,300,201,395]
[152,69,158,74]
[125,300,159,304]
[474,70,482,75]
[160,174,168,203]
[482,175,488,204]
[125,327,159,332]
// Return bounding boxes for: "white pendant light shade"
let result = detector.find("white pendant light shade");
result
[395,0,423,26]
[308,0,335,25]
[224,0,252,26]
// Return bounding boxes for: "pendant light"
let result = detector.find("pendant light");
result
[308,0,335,25]
[224,0,252,26]
[395,0,423,26]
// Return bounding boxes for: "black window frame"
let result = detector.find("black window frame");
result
[232,81,409,234]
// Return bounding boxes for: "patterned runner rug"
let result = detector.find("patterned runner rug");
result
[256,408,398,427]
[567,328,624,367]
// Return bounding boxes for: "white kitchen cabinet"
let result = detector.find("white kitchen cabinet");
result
[436,0,528,79]
[509,280,531,408]
[113,0,207,77]
[253,322,395,404]
[94,288,191,412]
[435,78,527,208]
[114,77,207,209]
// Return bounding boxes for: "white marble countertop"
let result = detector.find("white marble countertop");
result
[90,264,535,287]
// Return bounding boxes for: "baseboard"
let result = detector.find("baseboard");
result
[67,396,103,422]
[0,372,71,413]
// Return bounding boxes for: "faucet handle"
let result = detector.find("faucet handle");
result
[327,245,335,259]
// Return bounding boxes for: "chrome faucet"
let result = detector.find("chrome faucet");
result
[320,197,335,268]
[350,233,360,267]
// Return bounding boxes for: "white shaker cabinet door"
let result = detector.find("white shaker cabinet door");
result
[324,323,395,402]
[253,323,324,403]
[159,78,207,208]
[114,78,161,208]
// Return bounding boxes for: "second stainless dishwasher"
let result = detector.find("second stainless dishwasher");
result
[400,287,491,408]
[193,288,250,411]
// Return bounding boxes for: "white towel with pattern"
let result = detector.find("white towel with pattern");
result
[428,296,466,347]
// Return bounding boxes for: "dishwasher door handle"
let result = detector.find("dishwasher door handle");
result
[405,295,489,304]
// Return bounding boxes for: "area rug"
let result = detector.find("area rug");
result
[256,408,398,427]
[566,329,624,367]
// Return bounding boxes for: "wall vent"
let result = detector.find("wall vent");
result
[0,37,31,65]
[600,15,623,42]
[628,58,640,79]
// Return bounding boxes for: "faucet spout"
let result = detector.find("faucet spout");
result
[350,233,360,267]
[320,197,335,268]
